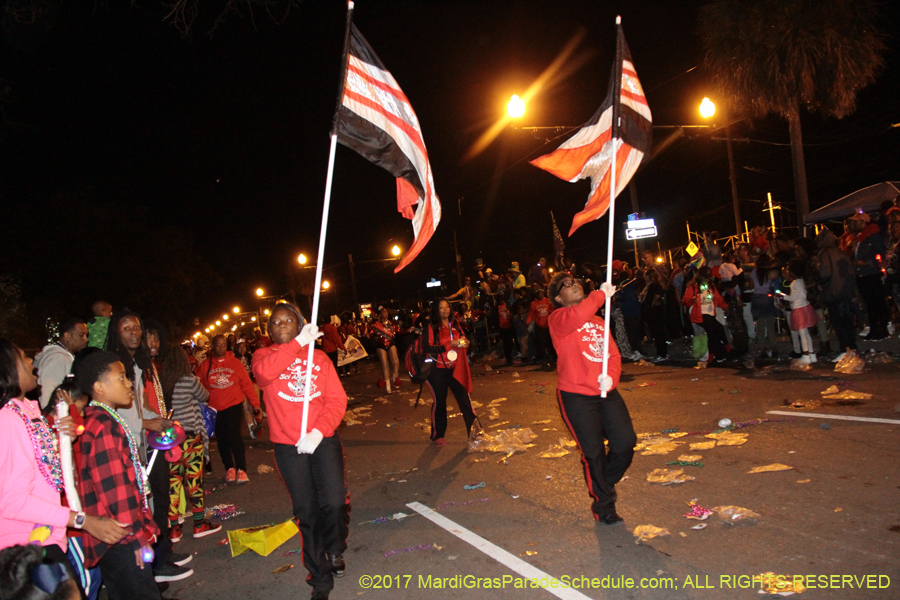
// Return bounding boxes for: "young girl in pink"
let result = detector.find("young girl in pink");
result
[780,259,819,364]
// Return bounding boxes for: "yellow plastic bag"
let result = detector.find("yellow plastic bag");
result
[227,520,299,558]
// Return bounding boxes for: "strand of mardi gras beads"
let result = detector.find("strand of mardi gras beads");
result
[89,402,150,511]
[4,400,63,491]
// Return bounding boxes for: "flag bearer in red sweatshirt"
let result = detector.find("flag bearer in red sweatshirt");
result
[197,335,261,484]
[252,303,348,600]
[548,273,636,525]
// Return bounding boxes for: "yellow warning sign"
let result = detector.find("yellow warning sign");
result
[686,241,699,257]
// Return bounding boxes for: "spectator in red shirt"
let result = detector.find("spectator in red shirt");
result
[496,299,515,365]
[320,316,346,373]
[197,335,261,484]
[527,289,556,369]
[548,273,635,525]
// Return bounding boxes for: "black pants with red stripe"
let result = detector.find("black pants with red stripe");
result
[427,367,476,441]
[274,435,349,594]
[557,388,636,520]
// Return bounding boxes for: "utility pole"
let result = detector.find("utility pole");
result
[724,123,742,236]
[348,253,359,312]
[453,230,463,289]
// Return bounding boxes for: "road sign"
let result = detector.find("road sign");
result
[625,216,657,240]
[686,241,699,257]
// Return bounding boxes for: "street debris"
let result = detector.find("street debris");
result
[206,504,245,521]
[678,454,703,462]
[633,525,670,543]
[718,418,732,428]
[684,501,713,520]
[834,352,865,374]
[640,441,683,456]
[667,460,703,467]
[690,441,717,451]
[790,359,812,372]
[691,523,707,530]
[271,564,293,574]
[256,464,274,474]
[646,468,695,485]
[468,426,538,464]
[756,572,807,595]
[865,350,895,364]
[796,479,811,484]
[383,543,441,558]
[747,464,793,474]
[712,505,760,525]
[822,390,873,401]
[359,512,412,525]
[705,431,748,446]
[463,482,485,490]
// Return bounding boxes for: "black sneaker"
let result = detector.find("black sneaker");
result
[311,591,330,600]
[598,512,625,525]
[170,552,193,567]
[154,563,194,582]
[326,553,345,578]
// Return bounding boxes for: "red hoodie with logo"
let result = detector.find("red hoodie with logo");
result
[252,338,347,445]
[548,290,622,396]
[196,352,259,412]
[526,297,555,328]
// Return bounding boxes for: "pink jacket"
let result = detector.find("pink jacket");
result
[0,399,71,551]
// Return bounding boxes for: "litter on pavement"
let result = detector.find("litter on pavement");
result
[748,464,793,474]
[633,525,670,543]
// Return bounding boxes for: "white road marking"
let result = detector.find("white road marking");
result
[406,501,594,600]
[767,410,900,425]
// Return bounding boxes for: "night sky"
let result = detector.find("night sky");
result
[3,1,899,332]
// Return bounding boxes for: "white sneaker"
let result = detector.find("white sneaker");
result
[858,326,870,337]
[631,351,644,361]
[808,354,817,364]
[889,323,896,336]
[798,355,811,365]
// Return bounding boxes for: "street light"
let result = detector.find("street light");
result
[251,316,257,322]
[699,97,716,119]
[391,245,401,257]
[233,306,240,314]
[298,254,307,265]
[507,94,525,119]
[223,314,228,320]
[215,320,221,326]
[256,288,264,297]
[322,280,330,290]
[263,309,270,316]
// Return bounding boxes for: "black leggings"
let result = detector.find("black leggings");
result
[215,404,247,471]
[426,367,476,441]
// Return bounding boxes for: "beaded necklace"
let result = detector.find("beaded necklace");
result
[4,400,63,492]
[89,401,150,510]
[148,364,167,417]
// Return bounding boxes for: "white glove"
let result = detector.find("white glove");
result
[599,375,614,393]
[296,324,323,347]
[599,282,616,298]
[295,428,324,454]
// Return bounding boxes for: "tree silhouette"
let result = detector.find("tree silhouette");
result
[698,0,887,227]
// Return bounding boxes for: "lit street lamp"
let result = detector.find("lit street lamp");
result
[215,320,221,326]
[507,94,525,119]
[298,254,307,265]
[233,306,240,314]
[699,97,716,119]
[256,288,264,297]
[322,280,330,290]
[391,245,401,257]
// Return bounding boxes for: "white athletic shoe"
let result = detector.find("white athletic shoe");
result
[858,326,870,337]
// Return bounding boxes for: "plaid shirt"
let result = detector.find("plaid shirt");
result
[79,406,158,567]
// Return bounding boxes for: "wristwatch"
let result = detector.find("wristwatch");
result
[73,512,86,529]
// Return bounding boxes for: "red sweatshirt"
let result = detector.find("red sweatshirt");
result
[526,297,555,328]
[252,339,348,444]
[320,323,346,354]
[548,290,622,396]
[196,352,259,412]
[497,303,512,329]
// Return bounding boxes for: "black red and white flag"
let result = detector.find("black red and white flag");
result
[530,23,652,236]
[335,24,441,272]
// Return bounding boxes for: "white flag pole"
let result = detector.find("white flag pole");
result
[55,401,81,511]
[300,0,355,439]
[601,15,622,399]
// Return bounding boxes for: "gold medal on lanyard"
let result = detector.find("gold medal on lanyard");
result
[446,325,457,362]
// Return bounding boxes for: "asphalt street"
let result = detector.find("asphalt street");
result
[164,342,900,600]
